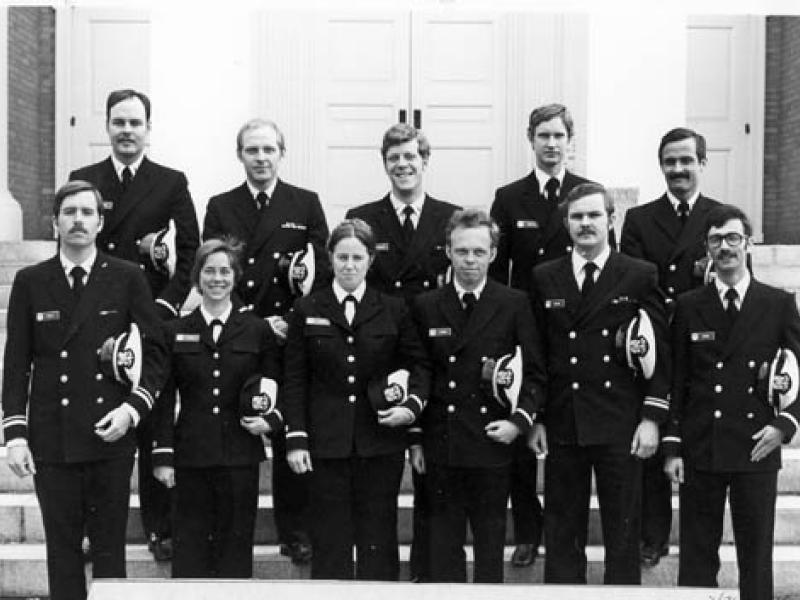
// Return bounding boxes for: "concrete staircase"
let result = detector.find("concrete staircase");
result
[1,241,800,598]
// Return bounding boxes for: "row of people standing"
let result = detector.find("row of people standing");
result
[2,85,798,600]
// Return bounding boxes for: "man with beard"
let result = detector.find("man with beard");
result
[346,124,460,582]
[620,127,720,567]
[69,89,199,561]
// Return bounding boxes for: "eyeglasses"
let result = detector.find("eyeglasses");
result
[707,232,746,248]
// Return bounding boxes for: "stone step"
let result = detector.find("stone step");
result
[3,543,800,598]
[2,490,800,547]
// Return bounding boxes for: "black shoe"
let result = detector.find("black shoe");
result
[511,543,537,567]
[288,541,312,565]
[279,543,292,557]
[148,534,173,562]
[640,543,668,568]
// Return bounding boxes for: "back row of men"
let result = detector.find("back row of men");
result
[4,89,799,600]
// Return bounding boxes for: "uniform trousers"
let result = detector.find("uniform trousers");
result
[409,468,431,581]
[172,464,260,578]
[309,452,405,580]
[678,466,777,600]
[510,438,543,548]
[271,432,311,547]
[544,442,642,584]
[425,461,510,583]
[641,449,673,550]
[136,414,173,540]
[34,455,134,600]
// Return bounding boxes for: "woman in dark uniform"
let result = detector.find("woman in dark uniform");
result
[281,218,431,581]
[152,238,282,578]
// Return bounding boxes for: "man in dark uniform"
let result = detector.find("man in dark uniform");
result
[529,182,670,585]
[69,89,199,560]
[489,103,608,567]
[203,118,330,564]
[663,204,800,600]
[620,127,720,567]
[2,180,167,600]
[346,123,460,581]
[412,209,546,583]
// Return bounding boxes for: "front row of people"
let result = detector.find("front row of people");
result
[3,179,798,600]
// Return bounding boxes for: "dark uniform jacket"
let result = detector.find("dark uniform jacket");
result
[620,194,720,301]
[529,251,670,446]
[281,285,431,458]
[663,280,800,472]
[345,195,460,303]
[152,306,282,469]
[203,180,331,318]
[412,280,546,468]
[490,170,617,290]
[1,254,167,462]
[69,157,200,315]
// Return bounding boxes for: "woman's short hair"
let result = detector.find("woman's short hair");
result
[327,218,376,256]
[191,237,244,287]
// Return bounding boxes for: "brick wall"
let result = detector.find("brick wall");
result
[763,16,800,244]
[7,6,55,240]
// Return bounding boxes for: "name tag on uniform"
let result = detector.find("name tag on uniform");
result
[102,201,114,211]
[545,299,566,309]
[376,242,390,252]
[281,222,307,231]
[516,220,540,229]
[690,331,716,342]
[36,310,60,322]
[98,309,119,316]
[176,333,201,342]
[429,327,452,338]
[611,295,631,304]
[306,317,331,326]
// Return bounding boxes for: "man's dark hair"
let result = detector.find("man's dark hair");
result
[528,103,574,139]
[53,180,103,216]
[106,89,151,122]
[704,204,752,238]
[658,127,706,163]
[559,182,614,218]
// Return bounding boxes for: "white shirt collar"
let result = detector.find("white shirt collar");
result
[111,154,144,181]
[534,165,566,195]
[246,178,278,203]
[200,302,233,326]
[714,270,751,308]
[389,193,425,219]
[60,249,97,279]
[571,245,611,282]
[333,280,367,303]
[453,277,487,301]
[666,189,700,213]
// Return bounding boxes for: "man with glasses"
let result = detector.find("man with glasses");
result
[620,128,720,568]
[663,204,800,600]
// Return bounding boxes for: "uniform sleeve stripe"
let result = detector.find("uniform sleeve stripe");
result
[644,397,669,410]
[133,387,154,410]
[513,408,534,427]
[286,431,307,439]
[2,416,27,427]
[662,436,681,443]
[779,412,799,432]
[408,427,422,434]
[152,448,173,455]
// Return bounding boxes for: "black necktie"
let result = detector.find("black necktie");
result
[343,295,357,325]
[678,200,690,226]
[581,262,597,297]
[210,318,223,343]
[71,266,86,300]
[462,292,477,317]
[725,288,739,322]
[402,205,415,242]
[545,177,560,203]
[121,167,133,193]
[256,192,269,212]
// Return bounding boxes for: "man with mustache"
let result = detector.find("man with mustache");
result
[529,182,669,585]
[69,89,200,562]
[620,128,720,568]
[2,180,167,600]
[345,124,460,582]
[489,103,611,568]
[203,118,331,565]
[663,204,800,600]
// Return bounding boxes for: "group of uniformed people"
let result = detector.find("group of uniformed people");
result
[2,90,799,600]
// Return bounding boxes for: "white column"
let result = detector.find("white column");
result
[0,5,24,240]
